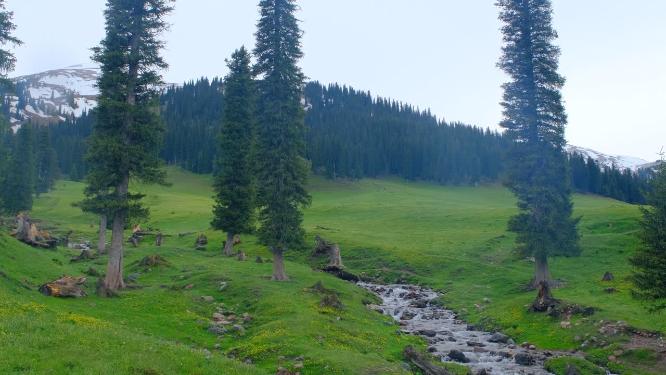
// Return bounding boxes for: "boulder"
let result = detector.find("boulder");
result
[488,332,509,343]
[514,353,535,366]
[447,349,470,363]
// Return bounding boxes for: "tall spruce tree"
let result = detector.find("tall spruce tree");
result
[253,0,311,280]
[0,0,21,214]
[497,0,580,288]
[82,0,173,294]
[2,125,35,213]
[212,47,255,257]
[631,161,666,311]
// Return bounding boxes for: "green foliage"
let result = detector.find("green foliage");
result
[82,0,173,219]
[211,47,255,236]
[631,162,666,311]
[497,0,580,268]
[544,357,605,375]
[1,125,35,213]
[0,0,21,84]
[35,126,59,195]
[253,0,311,253]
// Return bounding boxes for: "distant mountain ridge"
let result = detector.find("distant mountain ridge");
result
[6,65,653,171]
[6,64,100,129]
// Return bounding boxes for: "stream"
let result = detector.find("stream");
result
[360,283,558,375]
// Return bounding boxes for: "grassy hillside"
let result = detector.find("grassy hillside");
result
[2,167,660,374]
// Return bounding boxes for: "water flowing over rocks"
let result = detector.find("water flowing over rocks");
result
[360,283,559,375]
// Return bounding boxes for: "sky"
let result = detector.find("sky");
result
[6,1,666,161]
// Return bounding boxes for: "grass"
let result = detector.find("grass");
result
[2,167,662,374]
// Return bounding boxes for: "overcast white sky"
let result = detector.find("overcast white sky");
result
[6,1,666,161]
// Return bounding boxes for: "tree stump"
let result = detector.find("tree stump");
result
[156,232,163,247]
[70,249,95,263]
[237,251,247,261]
[531,281,560,312]
[195,233,208,250]
[314,235,344,268]
[39,276,87,298]
[13,213,57,249]
[601,272,614,281]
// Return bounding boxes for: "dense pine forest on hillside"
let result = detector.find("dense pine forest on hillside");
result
[36,78,650,205]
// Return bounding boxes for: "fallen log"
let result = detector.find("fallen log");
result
[403,346,452,375]
[39,276,87,298]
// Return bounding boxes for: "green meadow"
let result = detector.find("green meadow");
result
[1,167,661,374]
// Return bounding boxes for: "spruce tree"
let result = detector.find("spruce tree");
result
[497,0,580,288]
[631,161,666,311]
[253,0,311,280]
[82,0,173,294]
[35,127,59,195]
[0,0,21,213]
[2,125,35,214]
[212,47,255,257]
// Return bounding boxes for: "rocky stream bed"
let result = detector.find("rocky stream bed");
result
[360,283,610,375]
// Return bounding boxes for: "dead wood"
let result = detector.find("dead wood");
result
[39,276,87,298]
[403,346,452,375]
[12,213,57,249]
[531,281,560,313]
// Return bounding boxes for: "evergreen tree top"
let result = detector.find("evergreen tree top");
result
[497,0,567,150]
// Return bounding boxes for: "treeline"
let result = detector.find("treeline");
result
[42,79,650,205]
[0,122,59,214]
[569,153,648,204]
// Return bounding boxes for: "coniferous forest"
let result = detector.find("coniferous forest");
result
[39,79,650,205]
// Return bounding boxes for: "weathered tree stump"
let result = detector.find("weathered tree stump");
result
[70,249,95,263]
[12,213,57,249]
[403,346,452,375]
[129,235,140,247]
[531,281,560,312]
[255,256,264,263]
[313,235,344,268]
[39,276,87,298]
[138,254,169,268]
[237,251,247,261]
[195,233,208,250]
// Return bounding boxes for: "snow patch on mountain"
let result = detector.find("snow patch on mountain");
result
[566,145,650,171]
[5,64,101,126]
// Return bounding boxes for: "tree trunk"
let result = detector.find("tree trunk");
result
[223,232,235,257]
[533,255,552,288]
[103,178,129,293]
[98,215,107,255]
[328,244,343,268]
[271,248,288,281]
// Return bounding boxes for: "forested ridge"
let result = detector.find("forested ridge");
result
[34,78,648,205]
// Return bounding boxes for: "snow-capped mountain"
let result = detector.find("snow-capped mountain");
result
[7,64,100,130]
[566,145,650,171]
